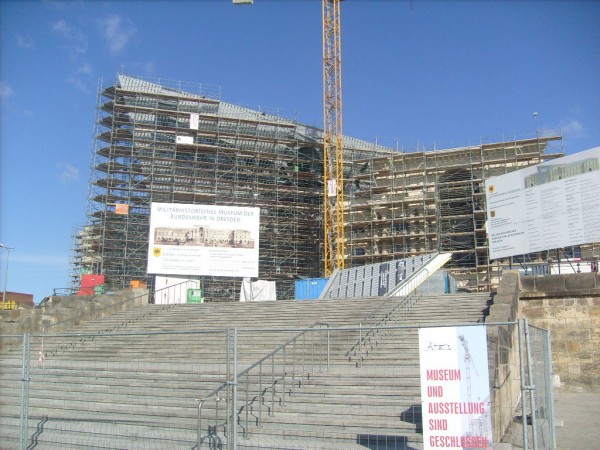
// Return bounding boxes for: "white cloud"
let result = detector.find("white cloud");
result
[0,81,14,99]
[52,18,71,36]
[559,118,586,140]
[57,163,80,184]
[16,33,35,50]
[52,18,88,56]
[77,63,93,75]
[67,76,88,93]
[99,14,136,54]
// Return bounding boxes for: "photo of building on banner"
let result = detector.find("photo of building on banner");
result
[418,326,493,450]
[147,202,260,278]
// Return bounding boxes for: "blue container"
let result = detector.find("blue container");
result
[295,278,328,300]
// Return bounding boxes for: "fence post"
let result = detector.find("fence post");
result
[226,328,230,443]
[545,329,556,450]
[517,319,530,450]
[20,333,30,450]
[524,319,539,450]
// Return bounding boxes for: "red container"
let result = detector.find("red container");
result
[81,274,105,288]
[76,287,95,296]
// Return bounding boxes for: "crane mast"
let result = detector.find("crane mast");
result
[322,0,345,276]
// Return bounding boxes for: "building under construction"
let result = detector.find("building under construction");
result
[72,74,580,300]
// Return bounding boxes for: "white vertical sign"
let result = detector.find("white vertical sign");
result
[190,113,199,129]
[419,326,493,450]
[327,179,337,197]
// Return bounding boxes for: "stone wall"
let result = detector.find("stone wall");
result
[486,270,521,442]
[519,273,600,392]
[0,288,149,341]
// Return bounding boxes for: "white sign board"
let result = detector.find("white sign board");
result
[419,326,492,450]
[486,146,600,259]
[190,113,199,130]
[147,203,260,278]
[176,135,194,144]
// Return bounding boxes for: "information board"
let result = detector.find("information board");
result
[147,203,260,277]
[486,146,600,259]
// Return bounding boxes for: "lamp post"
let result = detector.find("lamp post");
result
[0,243,14,310]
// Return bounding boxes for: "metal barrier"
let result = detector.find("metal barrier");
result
[521,320,555,450]
[1,321,554,449]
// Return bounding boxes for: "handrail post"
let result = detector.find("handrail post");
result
[232,328,238,450]
[311,328,315,373]
[197,399,204,449]
[292,339,296,392]
[271,354,275,415]
[302,333,306,377]
[359,323,363,366]
[244,372,249,438]
[327,326,330,371]
[258,361,263,424]
[282,346,286,405]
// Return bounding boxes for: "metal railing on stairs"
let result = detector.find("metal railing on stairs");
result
[197,322,330,449]
[346,294,420,366]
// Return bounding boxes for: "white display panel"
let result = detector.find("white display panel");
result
[147,203,260,277]
[419,326,493,450]
[485,146,600,259]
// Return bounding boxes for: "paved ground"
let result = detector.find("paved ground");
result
[495,390,600,450]
[553,391,600,450]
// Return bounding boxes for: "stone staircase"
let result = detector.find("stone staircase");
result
[0,293,491,449]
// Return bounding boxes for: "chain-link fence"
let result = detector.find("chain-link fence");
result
[1,320,553,449]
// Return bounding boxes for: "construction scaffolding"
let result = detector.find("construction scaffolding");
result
[345,135,566,290]
[72,75,333,301]
[72,74,592,300]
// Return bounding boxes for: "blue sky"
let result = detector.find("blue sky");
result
[1,0,599,303]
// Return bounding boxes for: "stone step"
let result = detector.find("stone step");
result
[0,415,196,449]
[0,292,490,449]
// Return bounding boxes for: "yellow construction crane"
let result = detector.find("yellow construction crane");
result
[234,0,346,277]
[322,0,345,277]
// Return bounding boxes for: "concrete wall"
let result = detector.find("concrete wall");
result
[519,273,600,392]
[0,288,149,339]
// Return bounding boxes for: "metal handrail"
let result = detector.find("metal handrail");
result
[387,265,431,297]
[197,322,329,448]
[347,294,420,366]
